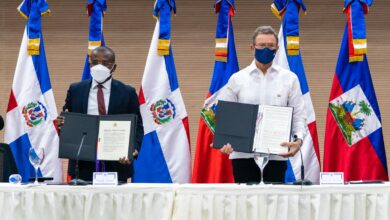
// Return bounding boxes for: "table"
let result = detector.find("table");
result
[0,183,175,220]
[1,183,390,220]
[173,184,390,220]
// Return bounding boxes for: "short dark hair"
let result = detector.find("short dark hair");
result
[252,26,279,45]
[92,46,116,63]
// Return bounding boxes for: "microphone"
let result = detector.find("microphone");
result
[293,135,312,185]
[69,132,88,185]
[0,115,4,131]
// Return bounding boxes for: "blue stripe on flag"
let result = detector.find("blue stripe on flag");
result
[31,35,52,94]
[164,47,179,92]
[335,25,382,126]
[282,22,309,95]
[209,21,239,95]
[133,131,173,183]
[9,133,42,182]
[284,160,296,182]
[368,128,388,172]
[335,24,387,172]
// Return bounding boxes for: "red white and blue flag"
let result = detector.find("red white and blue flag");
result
[82,0,107,80]
[272,0,321,183]
[192,0,239,183]
[132,0,191,183]
[4,0,63,182]
[324,0,388,181]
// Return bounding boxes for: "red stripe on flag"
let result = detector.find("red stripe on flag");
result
[53,120,60,136]
[307,121,321,166]
[324,108,388,181]
[205,92,212,99]
[138,86,146,105]
[328,74,344,101]
[182,116,191,149]
[192,118,234,183]
[7,90,18,112]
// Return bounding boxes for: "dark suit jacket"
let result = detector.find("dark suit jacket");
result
[63,79,144,182]
[0,143,19,182]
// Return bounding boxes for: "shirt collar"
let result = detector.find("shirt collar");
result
[92,78,112,90]
[248,60,278,78]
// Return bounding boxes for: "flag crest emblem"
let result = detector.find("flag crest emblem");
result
[150,98,176,125]
[329,85,381,146]
[200,102,217,133]
[22,101,48,127]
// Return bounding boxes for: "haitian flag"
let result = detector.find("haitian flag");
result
[82,0,107,80]
[4,0,63,182]
[192,0,239,183]
[272,0,321,183]
[323,0,388,181]
[132,0,191,183]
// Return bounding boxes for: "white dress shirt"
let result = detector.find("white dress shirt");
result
[87,79,112,115]
[219,61,307,161]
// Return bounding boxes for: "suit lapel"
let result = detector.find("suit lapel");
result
[108,79,117,114]
[81,80,92,114]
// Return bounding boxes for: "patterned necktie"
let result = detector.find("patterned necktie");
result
[97,84,106,115]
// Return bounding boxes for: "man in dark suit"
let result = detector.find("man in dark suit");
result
[0,115,19,182]
[58,46,143,182]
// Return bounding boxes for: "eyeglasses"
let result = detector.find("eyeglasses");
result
[254,43,277,50]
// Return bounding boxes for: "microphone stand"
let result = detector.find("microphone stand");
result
[69,132,88,185]
[293,136,312,186]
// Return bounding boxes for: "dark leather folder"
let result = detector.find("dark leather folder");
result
[213,101,258,153]
[59,112,137,161]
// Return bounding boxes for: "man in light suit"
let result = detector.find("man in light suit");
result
[58,46,143,182]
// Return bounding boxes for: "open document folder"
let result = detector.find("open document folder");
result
[213,100,292,154]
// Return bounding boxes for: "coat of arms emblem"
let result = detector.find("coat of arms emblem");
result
[329,85,381,146]
[22,101,47,127]
[150,98,176,125]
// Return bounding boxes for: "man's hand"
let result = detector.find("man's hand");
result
[220,143,234,155]
[55,116,65,127]
[118,149,138,165]
[278,139,303,158]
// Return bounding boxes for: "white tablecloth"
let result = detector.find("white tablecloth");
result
[173,184,390,220]
[0,183,175,220]
[1,183,390,220]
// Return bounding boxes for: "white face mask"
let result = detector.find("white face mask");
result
[90,64,112,83]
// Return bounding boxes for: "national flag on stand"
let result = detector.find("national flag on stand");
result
[4,0,63,182]
[272,0,321,183]
[323,0,388,181]
[82,0,107,80]
[132,0,191,183]
[192,0,239,183]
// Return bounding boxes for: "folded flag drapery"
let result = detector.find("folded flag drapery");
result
[5,0,63,183]
[133,0,191,183]
[272,0,321,183]
[323,0,388,181]
[192,0,239,183]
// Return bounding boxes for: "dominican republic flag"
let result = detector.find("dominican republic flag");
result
[4,0,63,183]
[132,0,191,183]
[272,0,321,183]
[192,0,239,183]
[82,0,106,80]
[324,0,388,181]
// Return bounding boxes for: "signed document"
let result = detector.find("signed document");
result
[253,105,293,154]
[97,121,131,161]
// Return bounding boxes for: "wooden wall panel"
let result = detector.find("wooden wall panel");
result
[0,0,389,175]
